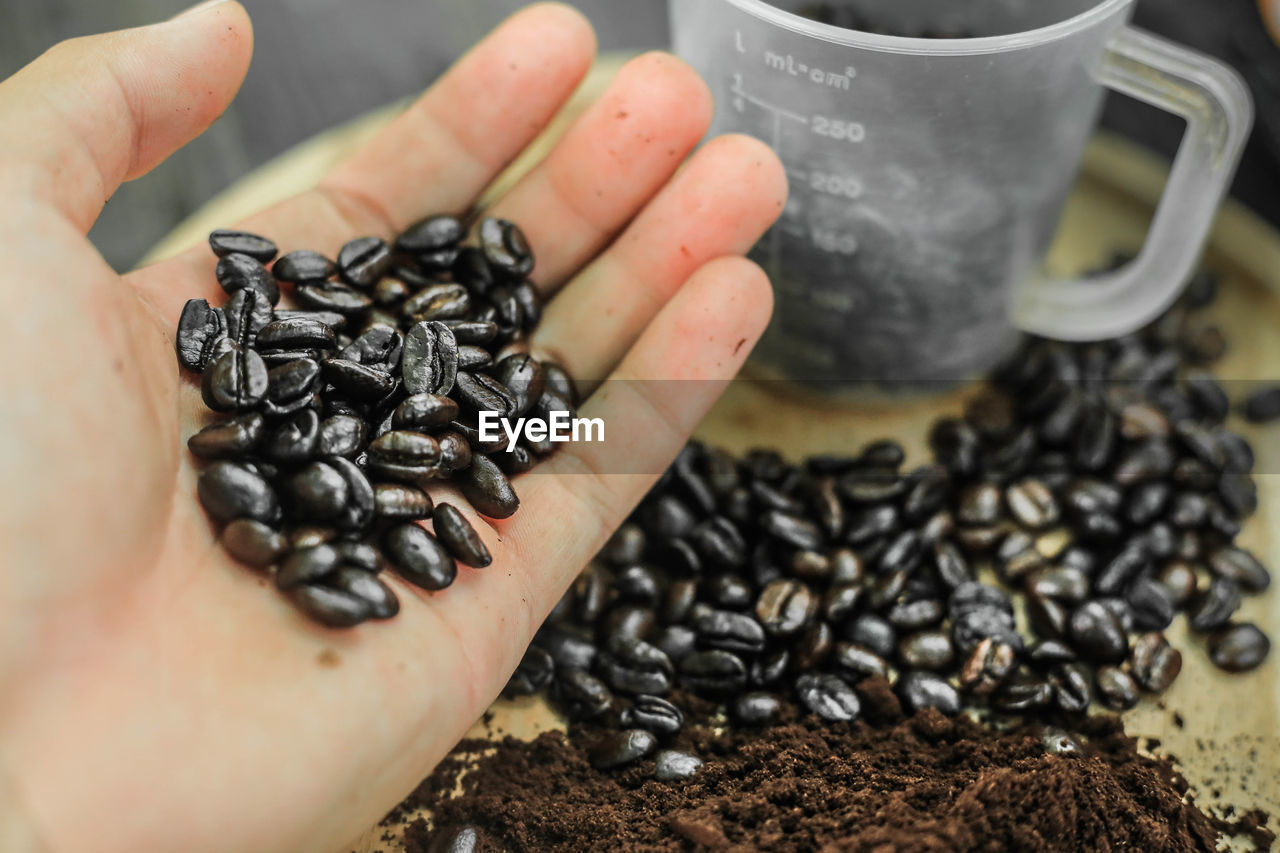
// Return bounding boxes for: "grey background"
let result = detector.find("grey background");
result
[1,0,1275,271]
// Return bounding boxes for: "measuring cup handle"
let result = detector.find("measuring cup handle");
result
[1012,26,1253,340]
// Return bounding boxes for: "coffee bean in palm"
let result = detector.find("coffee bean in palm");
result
[209,228,277,262]
[220,518,287,569]
[176,298,230,372]
[276,544,341,588]
[703,572,753,610]
[272,249,336,284]
[383,523,456,590]
[265,357,321,406]
[1242,386,1280,422]
[1189,576,1241,632]
[187,413,264,460]
[368,484,431,523]
[679,650,748,696]
[1094,665,1139,710]
[590,728,657,771]
[478,217,535,279]
[432,502,492,569]
[837,467,906,504]
[331,236,390,289]
[263,409,320,463]
[796,673,861,722]
[257,317,338,352]
[1049,662,1091,713]
[327,568,398,620]
[1207,546,1271,592]
[197,461,279,524]
[1068,601,1128,662]
[215,252,279,305]
[286,584,371,628]
[554,667,613,719]
[319,358,394,401]
[286,461,349,521]
[616,694,684,737]
[395,320,459,397]
[201,347,268,413]
[1207,623,1270,673]
[535,628,597,671]
[460,454,519,519]
[313,414,365,458]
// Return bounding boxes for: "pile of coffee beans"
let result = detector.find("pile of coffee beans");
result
[504,263,1271,775]
[177,218,576,627]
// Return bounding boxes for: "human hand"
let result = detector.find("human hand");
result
[0,2,786,851]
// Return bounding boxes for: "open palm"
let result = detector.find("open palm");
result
[0,4,786,851]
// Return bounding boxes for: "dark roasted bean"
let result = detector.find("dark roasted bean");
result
[257,317,337,351]
[328,568,399,620]
[899,630,954,671]
[1069,601,1128,662]
[1028,566,1089,604]
[1207,623,1270,673]
[732,692,782,726]
[590,729,657,770]
[599,636,674,695]
[654,750,703,782]
[460,454,519,519]
[198,461,279,523]
[176,298,229,372]
[957,483,1002,526]
[188,412,265,459]
[479,217,535,279]
[272,249,336,284]
[202,347,269,412]
[620,695,683,736]
[295,281,372,314]
[1126,577,1175,630]
[958,638,1015,694]
[316,414,366,458]
[1189,577,1241,632]
[336,236,392,289]
[276,544,341,588]
[1005,479,1058,529]
[286,461,349,521]
[1095,665,1139,710]
[898,671,961,715]
[991,677,1053,712]
[225,288,274,347]
[796,672,861,721]
[678,650,748,696]
[693,608,766,654]
[401,320,459,396]
[1095,545,1150,596]
[1049,662,1091,713]
[949,582,1014,618]
[554,668,612,718]
[755,579,816,637]
[209,228,277,262]
[383,523,456,590]
[535,629,597,671]
[887,598,944,630]
[433,502,492,568]
[321,358,396,401]
[1207,546,1271,593]
[217,253,279,304]
[1028,639,1077,665]
[341,324,403,372]
[220,519,286,569]
[286,584,370,628]
[932,540,972,588]
[1242,386,1280,422]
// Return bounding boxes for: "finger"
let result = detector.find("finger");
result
[482,51,712,293]
[0,1,253,232]
[532,134,787,388]
[501,256,774,622]
[131,1,596,325]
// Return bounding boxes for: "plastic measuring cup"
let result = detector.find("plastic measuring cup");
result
[669,0,1252,388]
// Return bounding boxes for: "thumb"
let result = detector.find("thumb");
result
[0,0,253,232]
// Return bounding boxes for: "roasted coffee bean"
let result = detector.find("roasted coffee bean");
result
[1042,728,1083,758]
[929,417,980,476]
[1028,566,1089,604]
[652,625,697,663]
[1215,431,1254,475]
[613,564,660,604]
[1095,545,1150,596]
[320,358,397,401]
[435,431,473,473]
[1126,577,1176,630]
[827,642,886,683]
[1095,665,1139,710]
[887,598,944,631]
[216,252,279,304]
[257,317,337,351]
[756,508,822,551]
[678,650,748,696]
[1028,639,1077,665]
[820,583,863,626]
[328,568,399,620]
[842,613,897,658]
[996,529,1043,582]
[341,324,403,372]
[898,670,961,715]
[188,413,265,459]
[1156,560,1198,605]
[958,638,1016,694]
[176,298,229,372]
[272,249,336,284]
[1119,401,1170,440]
[276,544,341,588]
[289,525,334,550]
[330,539,379,572]
[383,523,456,590]
[316,414,366,458]
[198,461,279,524]
[286,461,349,521]
[755,579,816,637]
[1242,386,1280,423]
[220,519,286,569]
[486,354,544,418]
[688,517,747,569]
[601,524,646,566]
[1064,479,1123,516]
[396,214,464,257]
[294,281,372,314]
[1069,601,1128,662]
[1006,479,1058,529]
[201,347,269,412]
[1125,481,1171,526]
[899,631,954,671]
[1189,577,1241,632]
[369,430,442,467]
[1049,662,1092,713]
[796,673,861,722]
[460,454,519,519]
[957,483,1002,526]
[1207,623,1270,673]
[1207,546,1271,593]
[722,692,780,727]
[535,628,598,671]
[844,504,900,545]
[265,358,321,407]
[949,581,1014,618]
[698,573,748,610]
[620,694,684,737]
[932,540,972,588]
[224,288,274,348]
[554,668,613,719]
[286,584,371,628]
[653,749,703,783]
[432,502,492,568]
[400,320,459,396]
[503,646,556,697]
[1072,405,1116,472]
[453,371,516,418]
[878,529,923,574]
[837,467,906,504]
[1026,591,1069,639]
[209,228,277,262]
[599,635,674,694]
[334,236,392,289]
[991,677,1054,712]
[590,728,657,770]
[692,608,766,654]
[479,217,535,279]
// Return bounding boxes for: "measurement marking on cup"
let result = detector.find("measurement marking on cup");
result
[730,76,810,124]
[763,51,856,89]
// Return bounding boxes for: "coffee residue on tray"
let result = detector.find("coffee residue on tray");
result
[390,680,1273,852]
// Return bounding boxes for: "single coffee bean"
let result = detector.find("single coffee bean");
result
[831,642,889,683]
[1006,479,1059,529]
[654,749,703,782]
[383,523,456,591]
[1028,639,1077,666]
[1068,601,1128,662]
[653,625,697,663]
[503,646,556,697]
[294,281,372,313]
[844,504,899,545]
[620,694,683,736]
[703,572,753,610]
[373,483,434,521]
[216,252,279,304]
[1207,623,1270,673]
[958,637,1016,695]
[1242,386,1280,423]
[1188,576,1241,632]
[599,636,673,695]
[687,517,747,569]
[275,544,341,588]
[1207,546,1271,593]
[842,614,897,658]
[429,502,491,569]
[287,461,349,521]
[176,298,229,372]
[887,598,944,631]
[286,584,371,628]
[220,519,286,569]
[899,630,954,671]
[534,629,597,671]
[403,282,472,324]
[327,568,399,620]
[402,320,460,396]
[201,347,269,412]
[732,692,782,726]
[316,415,366,458]
[991,677,1054,712]
[590,728,658,770]
[957,483,1002,526]
[460,454,519,519]
[755,579,816,637]
[897,670,961,715]
[949,581,1014,618]
[1049,662,1092,713]
[693,609,766,654]
[952,608,1021,655]
[678,650,748,697]
[257,317,337,350]
[1126,577,1176,631]
[264,409,321,463]
[188,412,265,459]
[479,217,535,278]
[490,354,547,418]
[1126,481,1171,526]
[341,324,403,372]
[1095,545,1150,596]
[289,525,335,550]
[1027,566,1089,604]
[796,672,861,722]
[1095,665,1139,710]
[272,249,336,284]
[321,358,397,401]
[197,461,279,524]
[837,467,906,504]
[209,228,277,262]
[554,667,613,719]
[1041,728,1083,758]
[336,236,392,289]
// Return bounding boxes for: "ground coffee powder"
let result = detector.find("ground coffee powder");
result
[390,679,1271,851]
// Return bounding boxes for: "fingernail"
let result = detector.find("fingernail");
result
[171,0,229,20]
